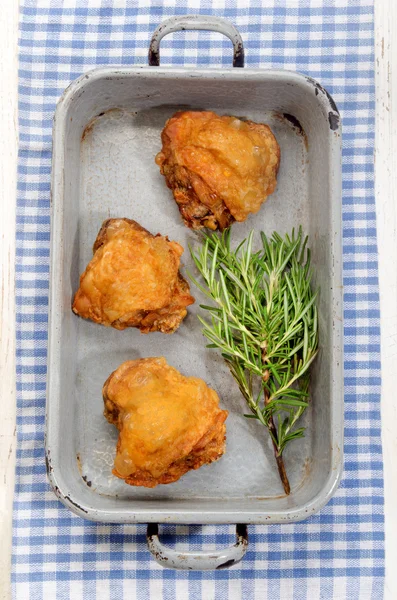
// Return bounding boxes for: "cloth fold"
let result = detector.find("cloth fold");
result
[13,1,383,599]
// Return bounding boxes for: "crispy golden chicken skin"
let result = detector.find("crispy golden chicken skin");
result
[103,357,228,487]
[156,111,280,230]
[72,218,194,333]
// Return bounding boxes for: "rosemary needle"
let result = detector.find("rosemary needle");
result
[189,227,319,495]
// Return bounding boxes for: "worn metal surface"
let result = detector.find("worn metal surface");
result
[148,15,245,67]
[48,64,343,530]
[75,107,310,503]
[147,524,248,570]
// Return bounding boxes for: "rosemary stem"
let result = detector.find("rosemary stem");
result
[264,388,291,495]
[275,451,291,496]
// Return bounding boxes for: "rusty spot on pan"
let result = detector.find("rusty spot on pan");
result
[76,453,82,475]
[82,475,92,488]
[45,449,53,475]
[64,495,89,514]
[306,76,340,131]
[328,112,340,131]
[282,113,304,136]
[216,558,237,569]
[275,112,308,150]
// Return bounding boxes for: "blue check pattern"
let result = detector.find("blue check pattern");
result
[14,1,383,598]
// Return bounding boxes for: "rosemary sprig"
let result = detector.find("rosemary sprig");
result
[189,227,319,495]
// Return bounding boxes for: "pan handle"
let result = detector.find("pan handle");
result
[146,523,248,570]
[148,15,245,68]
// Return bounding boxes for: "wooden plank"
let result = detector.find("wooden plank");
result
[375,1,397,598]
[0,0,18,598]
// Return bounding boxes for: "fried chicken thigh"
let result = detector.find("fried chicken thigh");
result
[156,111,280,230]
[72,218,194,333]
[103,357,228,487]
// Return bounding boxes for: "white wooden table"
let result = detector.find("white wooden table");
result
[0,2,395,598]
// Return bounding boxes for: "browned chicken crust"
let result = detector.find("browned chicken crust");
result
[103,357,228,487]
[156,110,280,231]
[72,218,194,333]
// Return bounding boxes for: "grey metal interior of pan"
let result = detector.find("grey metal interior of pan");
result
[48,69,343,523]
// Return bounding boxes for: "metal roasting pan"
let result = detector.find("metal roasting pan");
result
[47,16,343,570]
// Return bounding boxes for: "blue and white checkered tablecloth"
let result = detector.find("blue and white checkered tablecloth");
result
[13,1,383,598]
